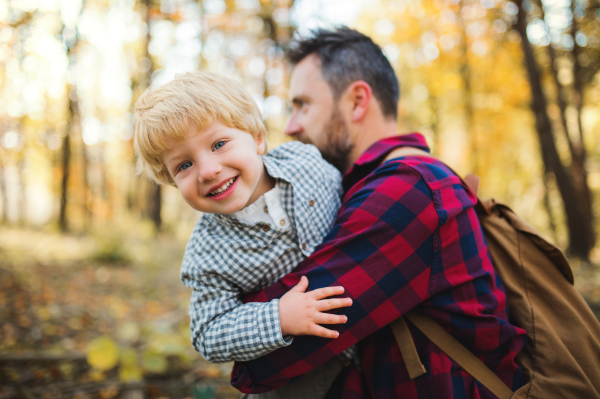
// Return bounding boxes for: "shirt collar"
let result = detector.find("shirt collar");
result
[343,133,430,192]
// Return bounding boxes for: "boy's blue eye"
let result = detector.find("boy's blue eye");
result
[213,141,225,151]
[179,161,192,171]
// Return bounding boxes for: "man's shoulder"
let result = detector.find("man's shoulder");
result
[345,154,475,222]
[375,154,466,193]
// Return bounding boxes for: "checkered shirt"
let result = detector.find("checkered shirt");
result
[180,141,343,363]
[231,133,527,398]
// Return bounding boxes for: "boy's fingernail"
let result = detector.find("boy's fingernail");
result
[344,316,348,322]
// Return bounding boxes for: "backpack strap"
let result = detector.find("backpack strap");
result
[402,310,514,399]
[390,317,427,379]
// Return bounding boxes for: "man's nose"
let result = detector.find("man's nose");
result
[284,113,302,137]
[197,158,222,182]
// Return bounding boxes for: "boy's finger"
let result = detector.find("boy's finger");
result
[316,298,353,311]
[290,276,309,293]
[310,286,345,300]
[314,312,348,325]
[307,325,340,339]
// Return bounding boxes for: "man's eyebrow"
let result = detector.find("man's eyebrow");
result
[291,96,308,105]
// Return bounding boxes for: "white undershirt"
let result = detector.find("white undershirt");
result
[232,186,292,231]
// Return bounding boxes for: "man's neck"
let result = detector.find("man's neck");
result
[347,117,398,168]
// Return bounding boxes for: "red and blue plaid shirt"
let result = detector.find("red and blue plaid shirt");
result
[232,133,527,398]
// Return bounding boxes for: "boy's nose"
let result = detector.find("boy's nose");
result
[197,160,222,182]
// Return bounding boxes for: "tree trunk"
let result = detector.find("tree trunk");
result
[0,161,6,224]
[569,0,595,249]
[59,118,71,232]
[542,173,559,244]
[149,182,162,229]
[17,159,26,225]
[143,0,161,231]
[80,132,91,228]
[515,0,593,259]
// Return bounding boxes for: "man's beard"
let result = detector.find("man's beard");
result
[319,107,354,173]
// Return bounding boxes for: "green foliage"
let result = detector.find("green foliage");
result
[142,351,168,374]
[194,383,216,399]
[91,230,131,265]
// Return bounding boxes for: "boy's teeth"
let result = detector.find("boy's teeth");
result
[211,178,235,195]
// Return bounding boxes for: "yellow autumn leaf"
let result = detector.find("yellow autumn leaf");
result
[119,348,142,382]
[86,336,120,371]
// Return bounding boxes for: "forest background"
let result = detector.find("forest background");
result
[1,0,600,398]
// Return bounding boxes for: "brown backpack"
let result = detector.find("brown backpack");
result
[386,148,600,398]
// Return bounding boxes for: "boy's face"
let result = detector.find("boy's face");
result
[163,120,270,214]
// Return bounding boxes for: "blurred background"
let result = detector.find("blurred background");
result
[1,0,599,397]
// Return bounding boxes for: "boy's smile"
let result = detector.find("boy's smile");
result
[162,120,274,214]
[206,176,238,200]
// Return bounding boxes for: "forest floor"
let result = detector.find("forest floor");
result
[1,225,600,399]
[0,226,238,399]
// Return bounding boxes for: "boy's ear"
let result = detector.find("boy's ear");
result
[255,134,266,155]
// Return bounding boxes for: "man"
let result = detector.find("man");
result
[232,27,526,398]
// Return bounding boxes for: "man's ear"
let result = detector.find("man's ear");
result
[345,81,373,122]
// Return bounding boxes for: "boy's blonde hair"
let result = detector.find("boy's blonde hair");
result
[133,71,267,186]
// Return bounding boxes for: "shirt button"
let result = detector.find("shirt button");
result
[264,206,268,213]
[280,219,286,226]
[262,224,271,232]
[309,199,315,207]
[302,243,307,251]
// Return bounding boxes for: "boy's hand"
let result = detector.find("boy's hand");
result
[279,276,352,338]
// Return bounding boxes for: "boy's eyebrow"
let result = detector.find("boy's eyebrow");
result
[162,142,190,166]
[162,124,227,168]
[162,151,185,173]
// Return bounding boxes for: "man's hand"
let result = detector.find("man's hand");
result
[278,276,352,338]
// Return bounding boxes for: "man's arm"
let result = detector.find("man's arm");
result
[232,161,439,393]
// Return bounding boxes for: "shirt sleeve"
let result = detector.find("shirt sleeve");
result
[231,161,440,392]
[183,268,293,363]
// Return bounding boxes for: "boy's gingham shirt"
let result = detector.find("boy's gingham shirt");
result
[232,133,527,398]
[180,141,343,363]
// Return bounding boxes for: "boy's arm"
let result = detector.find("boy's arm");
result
[232,162,442,393]
[186,267,351,363]
[185,273,292,363]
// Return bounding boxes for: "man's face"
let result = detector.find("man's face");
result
[285,55,353,172]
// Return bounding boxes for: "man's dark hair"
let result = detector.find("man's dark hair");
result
[286,27,400,119]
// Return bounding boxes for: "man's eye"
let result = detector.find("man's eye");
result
[213,141,226,151]
[178,161,192,172]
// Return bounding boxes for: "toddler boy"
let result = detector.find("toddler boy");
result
[134,72,353,397]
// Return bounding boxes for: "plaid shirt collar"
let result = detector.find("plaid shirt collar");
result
[343,133,430,192]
